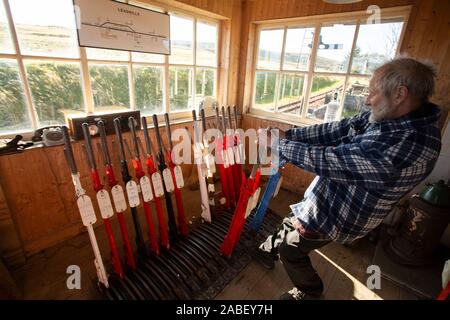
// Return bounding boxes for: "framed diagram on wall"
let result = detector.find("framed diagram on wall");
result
[73,0,170,54]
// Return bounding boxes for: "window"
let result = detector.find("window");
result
[26,61,84,125]
[254,26,313,116]
[133,65,164,114]
[9,0,79,58]
[252,9,407,124]
[0,0,219,135]
[0,59,30,132]
[168,15,218,112]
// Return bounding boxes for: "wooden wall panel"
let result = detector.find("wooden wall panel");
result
[148,0,233,18]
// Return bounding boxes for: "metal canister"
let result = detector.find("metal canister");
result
[386,180,450,266]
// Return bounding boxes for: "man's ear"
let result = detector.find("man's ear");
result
[393,85,409,105]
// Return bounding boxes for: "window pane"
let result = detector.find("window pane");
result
[253,71,277,112]
[278,73,306,115]
[169,66,192,111]
[132,52,164,63]
[307,75,345,121]
[342,77,370,119]
[283,27,314,71]
[86,48,130,61]
[133,65,164,115]
[0,1,14,54]
[196,68,216,104]
[0,59,31,133]
[257,29,284,70]
[351,20,404,75]
[315,23,356,73]
[196,21,217,67]
[170,15,193,65]
[89,64,130,112]
[26,61,84,126]
[9,0,79,58]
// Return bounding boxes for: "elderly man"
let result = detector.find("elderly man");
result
[254,57,442,300]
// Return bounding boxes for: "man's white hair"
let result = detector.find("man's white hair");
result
[374,56,437,103]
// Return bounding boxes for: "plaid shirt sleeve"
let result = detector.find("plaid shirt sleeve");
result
[285,116,355,146]
[276,137,396,189]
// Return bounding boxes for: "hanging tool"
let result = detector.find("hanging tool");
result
[152,114,179,241]
[227,105,242,200]
[192,109,212,222]
[62,126,109,288]
[233,105,245,197]
[250,158,286,233]
[114,118,147,257]
[164,113,189,237]
[97,120,136,270]
[82,123,124,279]
[200,108,217,210]
[128,116,159,256]
[220,157,261,258]
[215,106,230,208]
[141,116,170,250]
[221,106,237,206]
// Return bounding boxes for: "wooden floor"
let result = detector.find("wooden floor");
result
[7,187,421,300]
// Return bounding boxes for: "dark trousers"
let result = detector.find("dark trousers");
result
[259,214,331,295]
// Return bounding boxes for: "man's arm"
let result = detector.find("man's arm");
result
[285,114,360,146]
[277,138,395,190]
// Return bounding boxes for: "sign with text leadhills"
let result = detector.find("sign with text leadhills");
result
[73,0,170,54]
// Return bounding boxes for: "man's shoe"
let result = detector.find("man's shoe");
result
[279,287,322,300]
[251,248,278,270]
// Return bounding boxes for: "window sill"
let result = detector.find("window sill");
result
[247,109,321,128]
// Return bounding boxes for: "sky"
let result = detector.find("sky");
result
[4,0,215,43]
[258,20,404,64]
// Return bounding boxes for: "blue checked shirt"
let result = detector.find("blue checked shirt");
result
[277,104,442,243]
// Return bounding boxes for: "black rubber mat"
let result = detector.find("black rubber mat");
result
[98,209,282,300]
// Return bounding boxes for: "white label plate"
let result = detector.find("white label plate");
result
[96,189,114,219]
[222,150,229,168]
[234,145,241,164]
[111,185,127,213]
[162,168,175,192]
[238,143,245,162]
[126,180,140,208]
[77,195,97,226]
[204,154,216,174]
[140,175,154,202]
[174,165,184,189]
[227,147,235,166]
[151,172,164,197]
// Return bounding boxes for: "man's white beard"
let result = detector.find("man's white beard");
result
[369,100,395,123]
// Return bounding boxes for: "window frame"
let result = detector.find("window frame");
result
[0,0,220,137]
[250,6,411,126]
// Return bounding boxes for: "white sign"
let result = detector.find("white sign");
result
[74,0,170,54]
[140,175,154,202]
[96,189,114,219]
[126,180,140,208]
[174,165,184,189]
[111,185,127,213]
[77,195,97,226]
[162,168,175,192]
[151,172,164,197]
